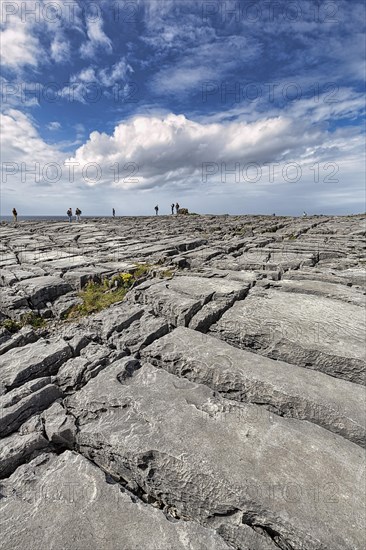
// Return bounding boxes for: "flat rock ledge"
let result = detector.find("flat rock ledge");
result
[0,214,365,550]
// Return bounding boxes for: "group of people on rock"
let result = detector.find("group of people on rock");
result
[68,207,117,220]
[67,207,82,222]
[154,203,180,215]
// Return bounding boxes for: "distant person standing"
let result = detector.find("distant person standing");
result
[175,202,179,214]
[12,208,17,223]
[75,207,81,221]
[154,205,159,215]
[112,208,116,217]
[303,211,307,217]
[67,208,72,222]
[171,203,175,215]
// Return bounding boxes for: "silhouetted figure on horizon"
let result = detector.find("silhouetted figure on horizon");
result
[303,211,307,217]
[175,202,179,214]
[171,203,174,215]
[155,205,159,215]
[12,208,17,223]
[112,208,115,217]
[67,208,72,222]
[75,207,81,221]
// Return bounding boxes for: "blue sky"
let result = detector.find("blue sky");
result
[1,0,365,216]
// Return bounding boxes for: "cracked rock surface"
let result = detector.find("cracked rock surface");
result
[0,215,365,550]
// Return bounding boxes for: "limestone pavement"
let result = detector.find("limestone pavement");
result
[0,214,365,549]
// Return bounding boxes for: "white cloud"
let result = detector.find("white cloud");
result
[73,67,97,83]
[1,109,364,216]
[59,60,133,103]
[141,0,365,104]
[198,88,366,127]
[50,37,70,63]
[66,112,365,197]
[100,60,133,86]
[70,61,134,86]
[80,18,112,58]
[0,23,39,69]
[151,35,260,96]
[1,110,54,158]
[1,109,67,193]
[0,0,81,71]
[47,121,61,131]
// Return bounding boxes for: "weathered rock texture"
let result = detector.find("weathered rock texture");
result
[0,214,365,550]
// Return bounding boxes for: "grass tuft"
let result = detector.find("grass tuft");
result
[66,278,131,319]
[65,265,154,319]
[21,313,46,328]
[1,313,46,332]
[133,263,152,278]
[1,319,22,333]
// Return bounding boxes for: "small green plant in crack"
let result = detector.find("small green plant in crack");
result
[66,278,132,319]
[108,272,134,289]
[133,263,152,279]
[65,267,149,319]
[65,263,176,320]
[159,269,174,278]
[21,313,46,329]
[1,319,22,333]
[2,313,47,332]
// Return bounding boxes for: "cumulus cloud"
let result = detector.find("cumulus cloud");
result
[1,109,364,215]
[66,112,364,194]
